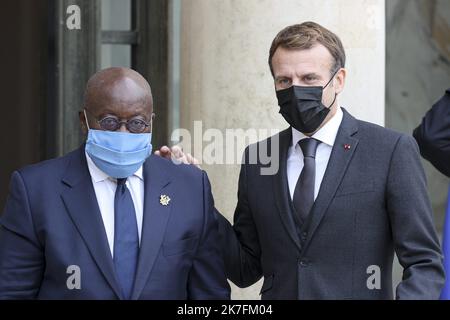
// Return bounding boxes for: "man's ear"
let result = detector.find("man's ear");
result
[79,110,87,135]
[335,68,347,95]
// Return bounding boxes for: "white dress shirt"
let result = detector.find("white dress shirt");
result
[85,153,144,257]
[287,107,344,201]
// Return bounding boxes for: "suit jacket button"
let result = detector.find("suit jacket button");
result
[300,260,308,267]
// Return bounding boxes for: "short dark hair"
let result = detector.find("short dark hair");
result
[268,21,346,76]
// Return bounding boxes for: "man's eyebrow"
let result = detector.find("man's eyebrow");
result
[96,108,118,116]
[300,72,320,78]
[275,72,321,80]
[275,75,291,81]
[97,109,148,117]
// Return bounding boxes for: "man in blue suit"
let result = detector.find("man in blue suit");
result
[0,67,230,300]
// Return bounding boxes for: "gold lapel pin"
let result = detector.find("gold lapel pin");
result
[160,194,171,206]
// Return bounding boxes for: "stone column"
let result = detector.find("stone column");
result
[177,0,386,299]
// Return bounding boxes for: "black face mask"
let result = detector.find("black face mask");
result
[276,73,338,134]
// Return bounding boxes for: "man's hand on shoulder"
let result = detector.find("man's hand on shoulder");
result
[154,145,201,169]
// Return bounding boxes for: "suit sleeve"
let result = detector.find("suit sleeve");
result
[187,171,230,300]
[216,152,263,288]
[413,89,450,177]
[0,171,44,299]
[386,134,445,299]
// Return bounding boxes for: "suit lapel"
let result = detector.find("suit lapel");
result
[272,128,303,251]
[60,146,123,299]
[131,155,172,300]
[300,109,359,255]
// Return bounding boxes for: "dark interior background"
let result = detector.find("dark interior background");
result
[0,1,49,208]
[0,0,169,210]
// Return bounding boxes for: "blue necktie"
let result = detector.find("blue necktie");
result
[113,178,139,299]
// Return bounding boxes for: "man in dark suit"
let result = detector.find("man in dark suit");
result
[158,22,445,299]
[0,67,230,300]
[414,89,450,177]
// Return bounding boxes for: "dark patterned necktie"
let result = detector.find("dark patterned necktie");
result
[293,138,320,224]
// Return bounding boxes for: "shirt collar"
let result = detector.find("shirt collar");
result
[85,152,144,183]
[291,107,344,148]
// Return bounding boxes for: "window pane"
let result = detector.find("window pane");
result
[101,44,131,69]
[101,0,131,31]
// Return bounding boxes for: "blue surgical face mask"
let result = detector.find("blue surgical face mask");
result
[84,110,153,178]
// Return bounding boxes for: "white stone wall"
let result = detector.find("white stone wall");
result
[386,0,450,231]
[177,0,386,299]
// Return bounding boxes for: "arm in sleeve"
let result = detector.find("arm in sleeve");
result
[386,135,445,299]
[187,171,231,300]
[0,171,44,299]
[216,152,263,288]
[413,89,450,177]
